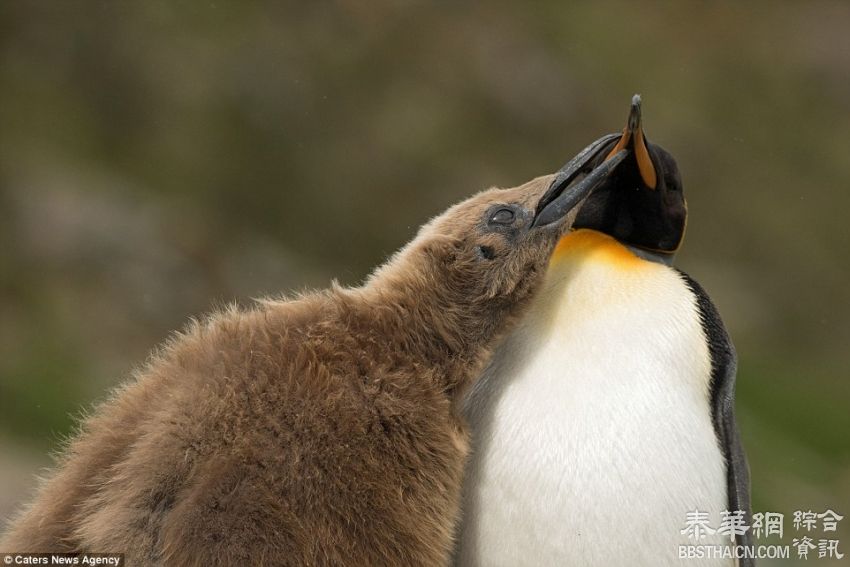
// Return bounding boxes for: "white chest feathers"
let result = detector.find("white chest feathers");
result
[455,231,732,566]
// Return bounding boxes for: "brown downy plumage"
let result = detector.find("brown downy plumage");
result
[1,174,593,566]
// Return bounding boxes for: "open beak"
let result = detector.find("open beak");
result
[604,94,657,189]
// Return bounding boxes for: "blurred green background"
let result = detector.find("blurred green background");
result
[1,2,847,563]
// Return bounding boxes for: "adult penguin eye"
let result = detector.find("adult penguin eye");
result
[666,175,679,191]
[489,208,515,225]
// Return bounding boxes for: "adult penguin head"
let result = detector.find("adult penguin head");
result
[538,95,687,258]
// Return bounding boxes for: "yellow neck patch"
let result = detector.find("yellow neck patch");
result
[550,229,643,268]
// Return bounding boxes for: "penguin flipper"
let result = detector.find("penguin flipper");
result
[715,357,754,567]
[677,271,754,566]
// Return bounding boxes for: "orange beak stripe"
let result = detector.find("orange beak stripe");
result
[603,99,658,190]
[604,127,632,162]
[634,125,657,189]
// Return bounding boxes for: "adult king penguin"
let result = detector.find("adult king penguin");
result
[456,96,752,567]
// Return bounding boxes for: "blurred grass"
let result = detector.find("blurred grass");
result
[0,2,848,561]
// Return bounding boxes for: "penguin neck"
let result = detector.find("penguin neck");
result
[356,273,501,395]
[624,244,676,266]
[551,229,675,267]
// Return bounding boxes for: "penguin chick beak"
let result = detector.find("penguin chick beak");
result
[604,94,657,189]
[532,138,629,228]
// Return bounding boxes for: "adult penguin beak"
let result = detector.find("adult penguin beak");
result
[604,94,657,189]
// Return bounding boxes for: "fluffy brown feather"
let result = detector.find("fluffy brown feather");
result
[2,175,578,566]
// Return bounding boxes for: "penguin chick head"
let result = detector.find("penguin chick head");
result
[571,95,687,255]
[414,176,582,304]
[367,160,623,346]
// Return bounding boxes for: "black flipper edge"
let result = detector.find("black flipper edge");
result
[678,270,754,567]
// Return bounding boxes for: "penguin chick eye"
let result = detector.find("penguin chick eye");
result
[477,245,497,260]
[489,208,515,225]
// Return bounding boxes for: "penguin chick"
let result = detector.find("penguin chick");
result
[0,160,622,566]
